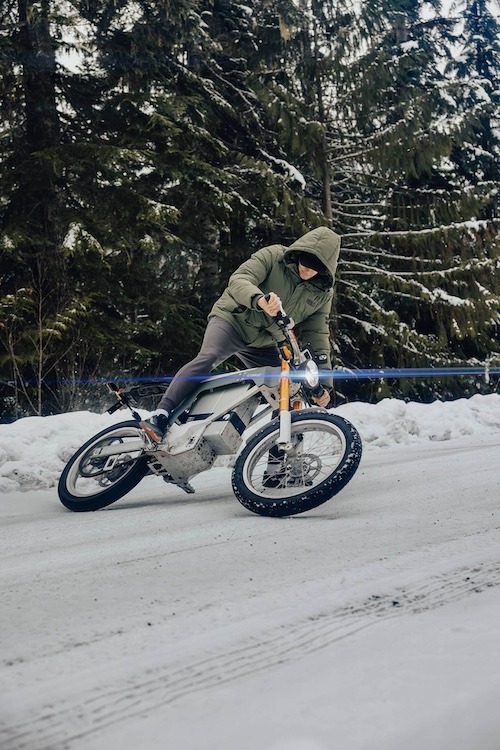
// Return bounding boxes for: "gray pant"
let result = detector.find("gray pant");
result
[158,317,281,413]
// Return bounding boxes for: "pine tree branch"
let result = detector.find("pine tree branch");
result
[342,218,500,238]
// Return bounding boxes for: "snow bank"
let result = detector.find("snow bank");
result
[1,395,499,493]
[0,410,131,494]
[337,394,500,449]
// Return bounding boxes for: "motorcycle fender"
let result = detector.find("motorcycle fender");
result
[91,438,144,458]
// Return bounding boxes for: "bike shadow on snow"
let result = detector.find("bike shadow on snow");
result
[99,489,237,512]
[92,464,367,518]
[98,489,363,520]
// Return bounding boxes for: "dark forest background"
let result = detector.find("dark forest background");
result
[1,0,499,419]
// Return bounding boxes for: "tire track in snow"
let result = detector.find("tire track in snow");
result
[2,558,500,750]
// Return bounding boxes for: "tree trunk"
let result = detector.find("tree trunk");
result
[300,0,333,226]
[18,0,65,252]
[17,0,67,413]
[192,214,221,315]
[19,0,60,152]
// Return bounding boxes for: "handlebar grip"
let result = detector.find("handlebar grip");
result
[264,294,293,329]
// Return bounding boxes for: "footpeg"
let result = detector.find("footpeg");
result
[139,420,163,444]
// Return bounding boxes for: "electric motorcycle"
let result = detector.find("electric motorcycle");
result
[58,307,362,517]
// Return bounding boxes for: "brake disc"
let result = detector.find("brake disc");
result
[287,454,322,484]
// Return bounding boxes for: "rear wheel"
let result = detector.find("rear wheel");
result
[232,410,362,517]
[58,421,149,512]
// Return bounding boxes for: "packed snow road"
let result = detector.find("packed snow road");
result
[1,399,500,750]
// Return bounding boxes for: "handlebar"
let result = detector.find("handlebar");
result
[264,295,328,403]
[263,294,294,330]
[263,295,299,361]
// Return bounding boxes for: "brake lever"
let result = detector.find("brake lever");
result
[106,382,142,420]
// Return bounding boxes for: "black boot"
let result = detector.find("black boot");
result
[262,471,286,489]
[140,412,169,443]
[262,444,286,489]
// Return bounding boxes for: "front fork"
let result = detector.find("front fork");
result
[277,352,302,451]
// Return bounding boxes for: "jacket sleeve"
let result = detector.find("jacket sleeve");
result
[297,291,334,390]
[226,246,280,309]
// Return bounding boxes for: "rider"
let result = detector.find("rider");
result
[141,226,341,443]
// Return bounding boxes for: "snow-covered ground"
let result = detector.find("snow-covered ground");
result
[1,394,500,750]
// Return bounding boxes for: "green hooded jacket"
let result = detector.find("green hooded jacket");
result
[209,227,340,388]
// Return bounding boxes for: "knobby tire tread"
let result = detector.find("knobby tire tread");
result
[232,411,362,517]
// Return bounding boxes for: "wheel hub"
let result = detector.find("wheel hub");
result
[286,453,322,485]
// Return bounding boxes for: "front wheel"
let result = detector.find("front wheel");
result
[58,420,149,512]
[232,409,362,517]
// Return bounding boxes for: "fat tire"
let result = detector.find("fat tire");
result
[232,410,362,517]
[58,420,149,512]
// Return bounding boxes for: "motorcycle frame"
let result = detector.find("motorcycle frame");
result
[100,317,316,491]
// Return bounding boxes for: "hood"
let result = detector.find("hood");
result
[284,227,341,284]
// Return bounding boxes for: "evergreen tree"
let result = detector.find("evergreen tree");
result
[450,0,500,219]
[0,1,191,416]
[1,1,498,417]
[0,1,327,416]
[1,0,76,416]
[322,0,500,400]
[171,0,322,302]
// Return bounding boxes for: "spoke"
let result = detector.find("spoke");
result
[66,427,144,498]
[244,419,347,498]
